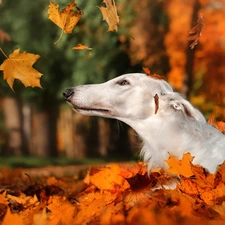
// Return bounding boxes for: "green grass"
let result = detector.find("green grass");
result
[0,156,106,169]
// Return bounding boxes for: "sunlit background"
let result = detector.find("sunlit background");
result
[0,0,225,167]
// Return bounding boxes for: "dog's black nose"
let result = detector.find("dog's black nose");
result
[63,88,74,99]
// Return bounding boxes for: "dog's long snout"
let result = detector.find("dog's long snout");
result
[63,88,74,100]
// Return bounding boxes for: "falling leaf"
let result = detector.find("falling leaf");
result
[188,12,205,49]
[0,48,42,90]
[143,67,165,80]
[0,29,11,42]
[72,44,92,50]
[154,94,159,114]
[47,1,83,44]
[98,0,120,32]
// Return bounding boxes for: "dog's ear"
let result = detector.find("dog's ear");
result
[171,99,205,122]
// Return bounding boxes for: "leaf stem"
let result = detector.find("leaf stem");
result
[0,47,9,59]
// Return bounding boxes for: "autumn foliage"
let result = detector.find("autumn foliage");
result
[1,0,225,224]
[1,118,225,225]
[1,154,225,224]
[0,48,42,90]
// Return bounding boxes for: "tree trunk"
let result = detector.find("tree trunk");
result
[57,110,89,159]
[22,103,32,154]
[108,121,132,160]
[98,118,110,157]
[1,97,26,156]
[31,110,49,157]
[183,0,201,98]
[31,102,58,157]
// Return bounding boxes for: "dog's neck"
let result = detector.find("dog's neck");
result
[121,114,202,171]
[122,113,225,174]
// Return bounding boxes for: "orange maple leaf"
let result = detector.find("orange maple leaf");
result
[47,196,77,225]
[0,48,42,90]
[98,0,120,32]
[89,164,130,192]
[2,208,23,225]
[47,1,83,44]
[166,153,195,177]
[72,44,92,51]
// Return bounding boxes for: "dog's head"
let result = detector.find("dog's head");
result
[63,73,173,119]
[63,73,205,124]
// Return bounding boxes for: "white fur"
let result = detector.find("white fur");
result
[64,73,225,174]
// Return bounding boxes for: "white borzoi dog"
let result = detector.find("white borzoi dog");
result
[63,73,225,174]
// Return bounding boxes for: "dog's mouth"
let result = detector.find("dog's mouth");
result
[73,106,111,114]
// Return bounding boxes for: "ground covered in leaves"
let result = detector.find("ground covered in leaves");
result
[0,155,225,225]
[0,119,224,225]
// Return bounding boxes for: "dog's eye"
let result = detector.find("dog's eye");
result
[117,80,130,86]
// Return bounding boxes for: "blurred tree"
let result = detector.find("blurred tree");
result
[130,0,170,76]
[193,0,225,120]
[164,0,196,92]
[0,0,135,158]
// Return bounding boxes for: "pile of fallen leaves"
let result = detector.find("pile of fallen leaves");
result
[0,157,225,225]
[0,118,225,225]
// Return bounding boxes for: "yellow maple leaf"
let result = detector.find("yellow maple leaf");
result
[0,48,42,90]
[98,0,120,32]
[47,1,82,44]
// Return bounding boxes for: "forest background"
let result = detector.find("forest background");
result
[0,0,225,167]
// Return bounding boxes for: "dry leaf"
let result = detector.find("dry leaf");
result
[166,153,194,177]
[2,208,24,225]
[0,29,11,42]
[0,48,42,90]
[47,1,83,44]
[1,156,225,223]
[208,114,225,133]
[47,196,77,225]
[98,0,120,32]
[154,94,159,114]
[143,67,165,80]
[72,44,92,50]
[90,164,130,191]
[188,12,205,49]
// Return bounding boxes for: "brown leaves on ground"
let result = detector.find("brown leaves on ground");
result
[188,12,205,49]
[1,153,225,224]
[98,0,120,32]
[0,121,224,224]
[0,48,42,90]
[47,1,83,44]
